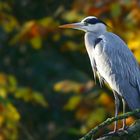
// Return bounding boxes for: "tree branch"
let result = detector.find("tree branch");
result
[96,119,140,140]
[79,109,140,140]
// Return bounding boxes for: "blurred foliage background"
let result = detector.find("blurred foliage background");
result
[0,0,140,140]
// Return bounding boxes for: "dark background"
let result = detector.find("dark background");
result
[0,0,140,140]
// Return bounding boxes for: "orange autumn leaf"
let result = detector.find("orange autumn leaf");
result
[76,107,91,121]
[28,23,40,38]
[126,116,135,125]
[99,93,114,106]
[0,73,7,86]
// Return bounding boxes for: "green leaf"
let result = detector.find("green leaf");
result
[14,87,32,102]
[8,75,17,92]
[32,92,48,107]
[111,3,121,17]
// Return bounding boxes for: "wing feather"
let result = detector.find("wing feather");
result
[95,32,140,111]
[100,32,140,88]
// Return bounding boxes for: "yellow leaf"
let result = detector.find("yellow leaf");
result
[86,108,106,127]
[54,80,83,93]
[54,80,94,94]
[39,17,57,27]
[8,75,17,86]
[2,15,19,33]
[32,92,48,107]
[15,87,32,101]
[20,20,36,35]
[8,75,17,92]
[30,36,42,49]
[64,96,82,110]
[5,103,20,122]
[0,88,7,98]
[64,41,79,51]
[15,88,48,107]
[53,34,60,41]
[10,20,36,44]
[62,11,83,22]
[134,50,140,63]
[128,39,140,50]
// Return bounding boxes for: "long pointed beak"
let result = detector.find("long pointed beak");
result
[59,22,83,29]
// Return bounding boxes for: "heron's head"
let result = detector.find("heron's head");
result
[59,16,107,33]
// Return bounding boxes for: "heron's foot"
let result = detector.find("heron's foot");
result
[103,130,118,137]
[118,126,129,134]
[103,126,129,136]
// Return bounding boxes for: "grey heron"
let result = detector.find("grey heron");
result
[59,16,140,132]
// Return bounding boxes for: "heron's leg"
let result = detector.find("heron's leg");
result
[121,98,127,130]
[113,91,120,132]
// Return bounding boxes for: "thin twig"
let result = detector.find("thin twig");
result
[18,122,35,140]
[79,108,140,140]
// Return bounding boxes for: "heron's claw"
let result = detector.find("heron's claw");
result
[118,126,128,133]
[103,127,128,137]
[103,131,118,137]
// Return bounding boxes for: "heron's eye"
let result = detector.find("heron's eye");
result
[84,22,88,26]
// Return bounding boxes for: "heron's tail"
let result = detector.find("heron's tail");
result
[118,81,140,117]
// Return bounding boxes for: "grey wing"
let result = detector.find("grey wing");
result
[99,32,140,111]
